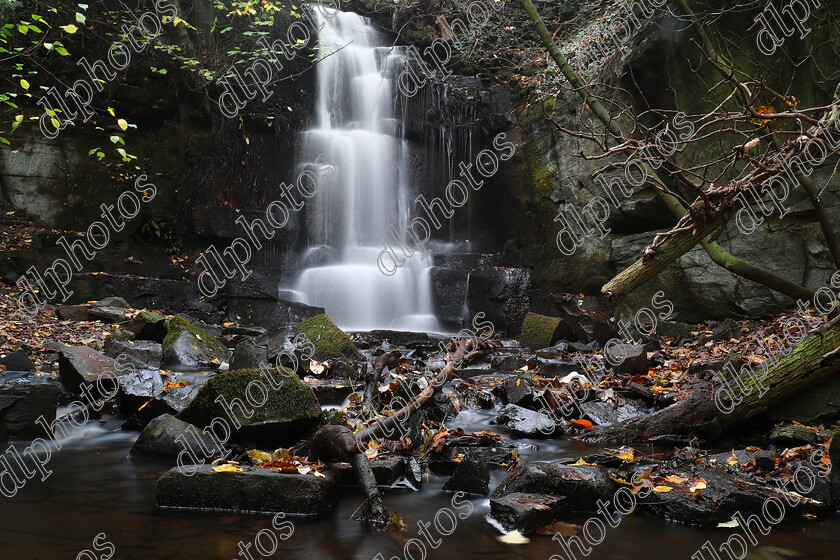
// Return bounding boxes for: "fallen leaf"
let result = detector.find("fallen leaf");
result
[689,480,707,493]
[571,458,595,466]
[569,419,593,431]
[213,464,243,473]
[665,475,688,484]
[497,530,530,544]
[390,512,405,531]
[727,450,740,466]
[536,521,581,537]
[717,518,740,528]
[652,485,674,493]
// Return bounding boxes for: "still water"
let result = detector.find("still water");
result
[1,413,838,560]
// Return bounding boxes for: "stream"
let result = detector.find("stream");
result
[2,411,838,560]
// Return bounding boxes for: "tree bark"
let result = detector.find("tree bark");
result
[591,315,840,442]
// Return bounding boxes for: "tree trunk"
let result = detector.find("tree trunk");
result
[591,315,840,441]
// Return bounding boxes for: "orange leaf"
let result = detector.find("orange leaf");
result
[570,419,593,431]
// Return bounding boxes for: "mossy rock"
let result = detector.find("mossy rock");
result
[519,313,566,350]
[104,328,135,346]
[163,316,229,368]
[127,311,167,342]
[295,314,361,361]
[179,368,321,438]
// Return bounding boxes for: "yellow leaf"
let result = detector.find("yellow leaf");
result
[107,107,115,117]
[571,458,595,466]
[665,475,688,484]
[717,519,740,528]
[689,481,707,493]
[746,446,761,452]
[117,118,128,130]
[726,450,740,466]
[60,24,78,34]
[313,471,325,478]
[212,464,243,473]
[20,79,29,90]
[652,485,674,493]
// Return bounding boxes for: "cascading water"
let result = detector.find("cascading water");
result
[291,10,438,332]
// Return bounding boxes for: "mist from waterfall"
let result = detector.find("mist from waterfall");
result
[291,10,438,332]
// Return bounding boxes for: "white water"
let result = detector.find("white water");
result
[292,11,438,332]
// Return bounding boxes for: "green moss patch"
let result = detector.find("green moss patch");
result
[181,368,320,427]
[520,313,565,349]
[295,314,360,361]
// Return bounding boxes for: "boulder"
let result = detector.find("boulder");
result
[604,343,648,374]
[766,375,840,424]
[519,313,569,350]
[104,340,163,370]
[0,377,60,441]
[162,316,230,368]
[58,346,122,391]
[553,296,615,344]
[124,311,167,342]
[769,426,821,446]
[430,267,468,327]
[491,463,615,512]
[830,426,840,506]
[490,492,567,533]
[132,413,222,459]
[225,297,324,330]
[231,327,312,374]
[495,404,558,437]
[442,460,490,495]
[368,330,430,347]
[178,368,321,444]
[295,315,361,361]
[0,350,35,372]
[466,267,532,335]
[156,465,338,515]
[89,306,129,324]
[55,305,89,321]
[95,296,130,308]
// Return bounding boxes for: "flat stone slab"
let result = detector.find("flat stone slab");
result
[156,465,338,515]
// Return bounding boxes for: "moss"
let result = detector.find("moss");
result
[295,314,360,361]
[520,313,564,349]
[104,328,135,345]
[163,316,227,359]
[184,368,320,425]
[137,310,165,324]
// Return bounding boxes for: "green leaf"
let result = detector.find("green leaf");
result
[0,137,10,145]
[55,46,70,56]
[88,147,99,156]
[18,25,28,35]
[75,13,86,24]
[27,24,43,33]
[20,79,29,90]
[109,135,122,144]
[60,24,78,34]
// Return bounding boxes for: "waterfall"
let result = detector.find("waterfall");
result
[291,10,438,333]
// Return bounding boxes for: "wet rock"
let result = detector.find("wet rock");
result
[442,460,489,495]
[430,267,468,327]
[491,463,615,512]
[368,330,430,347]
[769,426,820,446]
[56,305,89,321]
[0,376,60,441]
[490,353,528,372]
[58,346,122,391]
[305,378,360,405]
[336,456,408,487]
[225,297,324,330]
[490,492,567,533]
[519,313,569,350]
[553,296,615,344]
[178,368,321,445]
[604,343,648,374]
[95,296,130,308]
[0,349,35,372]
[156,465,338,515]
[229,343,268,370]
[712,318,740,341]
[232,327,311,374]
[125,311,167,342]
[295,314,362,361]
[500,376,537,407]
[428,444,518,473]
[494,404,559,437]
[537,360,580,378]
[162,316,229,368]
[580,400,646,426]
[466,267,532,335]
[132,413,221,459]
[104,340,163,370]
